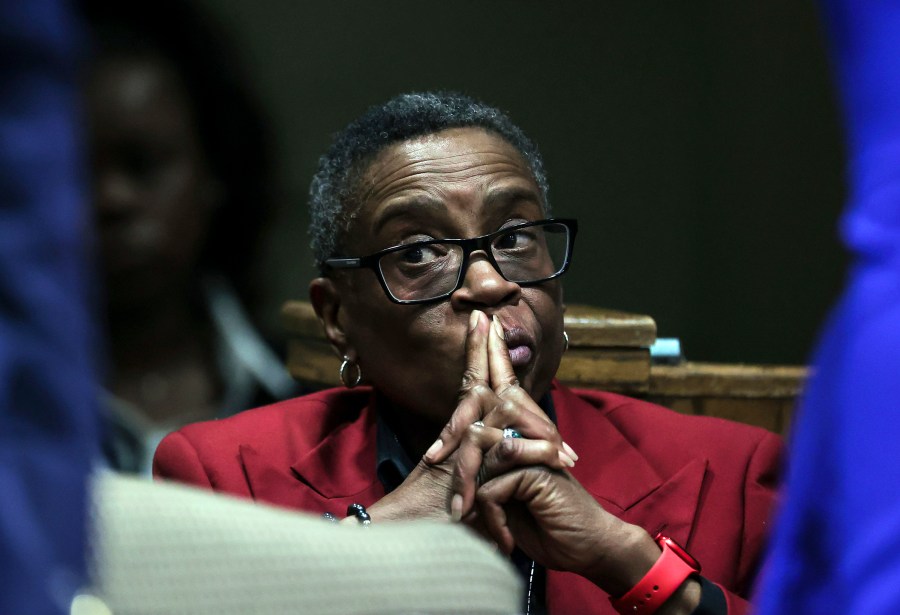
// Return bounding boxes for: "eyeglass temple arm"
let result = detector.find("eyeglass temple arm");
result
[324,258,362,269]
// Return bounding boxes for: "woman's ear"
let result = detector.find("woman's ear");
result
[309,277,354,359]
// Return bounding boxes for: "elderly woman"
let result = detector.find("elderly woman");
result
[154,92,781,615]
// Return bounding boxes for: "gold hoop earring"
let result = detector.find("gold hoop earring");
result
[563,331,569,353]
[339,356,362,388]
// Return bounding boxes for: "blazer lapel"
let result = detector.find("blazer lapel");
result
[239,399,385,512]
[615,458,708,546]
[553,384,708,546]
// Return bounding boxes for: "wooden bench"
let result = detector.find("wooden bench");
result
[282,301,805,435]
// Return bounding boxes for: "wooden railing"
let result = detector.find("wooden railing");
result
[282,301,806,435]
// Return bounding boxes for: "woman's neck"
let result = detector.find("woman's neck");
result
[106,295,219,424]
[107,294,200,368]
[375,392,446,462]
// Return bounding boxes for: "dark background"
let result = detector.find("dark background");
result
[197,0,846,365]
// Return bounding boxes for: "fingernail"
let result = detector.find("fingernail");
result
[492,315,504,339]
[425,439,443,460]
[469,310,481,332]
[562,441,579,461]
[559,450,576,467]
[451,494,463,522]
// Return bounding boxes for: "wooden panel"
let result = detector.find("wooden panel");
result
[649,362,807,398]
[564,305,656,348]
[646,396,698,417]
[643,394,800,436]
[287,339,340,387]
[282,301,322,337]
[558,348,650,393]
[643,362,806,434]
[698,398,784,434]
[778,399,797,436]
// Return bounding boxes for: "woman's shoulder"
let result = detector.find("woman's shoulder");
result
[153,387,374,479]
[554,382,782,463]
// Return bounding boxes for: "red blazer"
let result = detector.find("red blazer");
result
[154,381,781,615]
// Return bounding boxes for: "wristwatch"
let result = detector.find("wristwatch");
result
[609,532,701,615]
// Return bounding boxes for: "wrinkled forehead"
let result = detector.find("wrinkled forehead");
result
[350,127,545,227]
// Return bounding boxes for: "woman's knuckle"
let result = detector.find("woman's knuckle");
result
[472,384,494,400]
[495,399,518,422]
[444,415,462,437]
[536,421,557,441]
[539,440,558,459]
[453,468,468,490]
[460,369,479,390]
[454,456,474,480]
[497,437,519,459]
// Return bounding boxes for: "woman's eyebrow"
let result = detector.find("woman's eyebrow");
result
[372,197,446,235]
[483,186,543,210]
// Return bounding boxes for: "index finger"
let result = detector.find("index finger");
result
[423,310,491,464]
[488,314,519,395]
[460,310,490,393]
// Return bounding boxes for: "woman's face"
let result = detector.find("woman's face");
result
[318,127,565,423]
[88,56,218,311]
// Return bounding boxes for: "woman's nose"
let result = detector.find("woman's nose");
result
[450,254,521,308]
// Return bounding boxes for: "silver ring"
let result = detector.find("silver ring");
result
[502,427,522,439]
[473,420,485,428]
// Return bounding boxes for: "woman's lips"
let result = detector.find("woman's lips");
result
[508,344,533,366]
[502,326,535,367]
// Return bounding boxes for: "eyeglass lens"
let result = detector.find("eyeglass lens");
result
[378,222,570,302]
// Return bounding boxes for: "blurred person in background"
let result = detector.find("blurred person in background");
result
[80,0,299,474]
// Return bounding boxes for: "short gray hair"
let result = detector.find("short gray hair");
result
[308,92,550,271]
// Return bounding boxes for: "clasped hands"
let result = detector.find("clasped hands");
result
[365,309,671,598]
[418,309,664,597]
[365,308,701,608]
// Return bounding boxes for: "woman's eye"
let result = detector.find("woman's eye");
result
[400,244,439,264]
[496,232,518,249]
[496,230,531,250]
[400,247,425,264]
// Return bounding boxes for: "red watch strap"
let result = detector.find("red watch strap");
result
[609,536,700,615]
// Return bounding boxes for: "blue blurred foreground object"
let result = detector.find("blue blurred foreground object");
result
[755,1,900,613]
[0,1,99,613]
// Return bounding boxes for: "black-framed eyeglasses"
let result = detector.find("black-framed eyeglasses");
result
[324,218,578,304]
